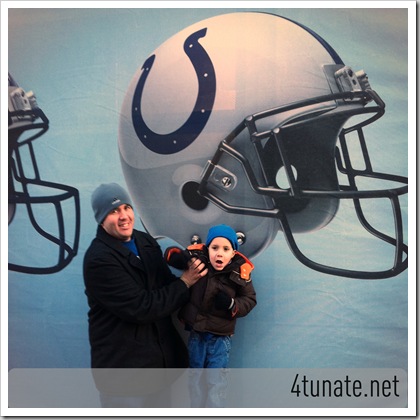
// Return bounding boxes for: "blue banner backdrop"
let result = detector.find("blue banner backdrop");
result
[7,6,409,380]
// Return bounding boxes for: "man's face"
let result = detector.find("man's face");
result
[101,204,134,242]
[208,237,235,271]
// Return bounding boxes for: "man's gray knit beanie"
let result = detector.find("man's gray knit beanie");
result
[91,183,133,224]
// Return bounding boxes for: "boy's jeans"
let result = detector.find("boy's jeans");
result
[187,330,231,408]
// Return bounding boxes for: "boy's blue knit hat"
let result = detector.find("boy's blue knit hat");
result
[91,183,133,224]
[205,224,238,250]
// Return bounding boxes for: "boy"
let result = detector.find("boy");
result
[165,224,257,407]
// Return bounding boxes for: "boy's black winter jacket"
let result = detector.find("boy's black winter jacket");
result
[178,249,257,336]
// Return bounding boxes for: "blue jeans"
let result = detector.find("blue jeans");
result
[188,330,231,407]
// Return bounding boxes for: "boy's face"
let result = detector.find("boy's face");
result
[208,237,235,271]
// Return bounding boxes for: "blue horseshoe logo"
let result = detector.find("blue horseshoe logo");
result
[131,28,216,155]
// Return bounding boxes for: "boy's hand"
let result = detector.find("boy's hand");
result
[214,290,234,310]
[164,246,191,270]
[165,246,209,271]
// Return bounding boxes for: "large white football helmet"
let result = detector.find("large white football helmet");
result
[119,12,407,279]
[8,74,80,274]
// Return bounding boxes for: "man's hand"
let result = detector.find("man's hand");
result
[180,257,208,288]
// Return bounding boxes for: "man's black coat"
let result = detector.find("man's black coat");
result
[83,226,189,369]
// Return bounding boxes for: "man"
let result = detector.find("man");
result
[83,182,207,406]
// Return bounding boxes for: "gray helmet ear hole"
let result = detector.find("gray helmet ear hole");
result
[181,181,209,211]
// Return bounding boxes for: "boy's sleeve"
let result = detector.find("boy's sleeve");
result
[231,278,257,318]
